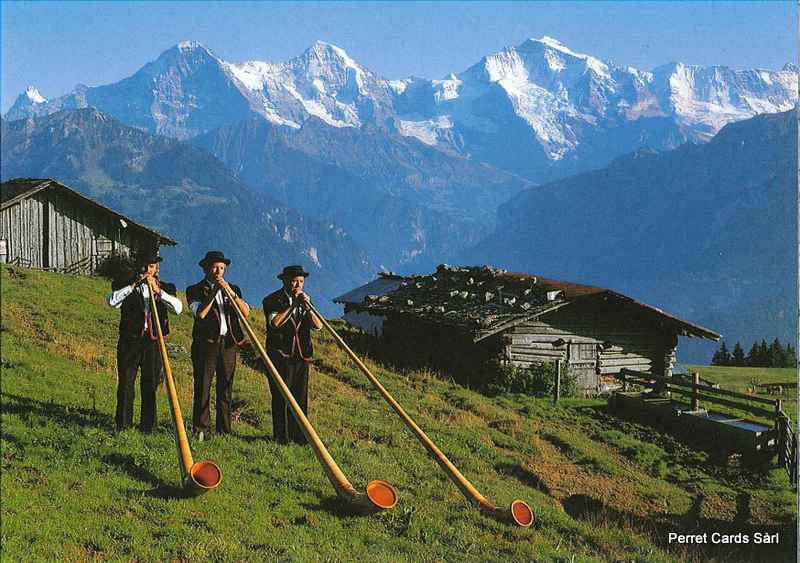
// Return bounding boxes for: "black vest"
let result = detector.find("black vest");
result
[185,279,246,345]
[262,289,314,360]
[112,275,173,340]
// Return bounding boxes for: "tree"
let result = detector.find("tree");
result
[769,338,787,368]
[759,339,770,367]
[732,342,746,366]
[712,341,731,366]
[785,344,797,368]
[746,342,761,367]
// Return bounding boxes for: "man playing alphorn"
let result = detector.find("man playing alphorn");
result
[262,265,322,444]
[107,252,183,433]
[185,251,250,441]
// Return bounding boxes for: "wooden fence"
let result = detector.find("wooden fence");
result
[9,253,94,275]
[617,368,797,483]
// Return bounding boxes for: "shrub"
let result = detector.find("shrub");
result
[95,253,135,281]
[485,360,578,398]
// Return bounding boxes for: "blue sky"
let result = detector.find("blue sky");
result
[1,1,796,113]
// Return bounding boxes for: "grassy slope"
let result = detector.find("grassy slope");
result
[1,266,796,562]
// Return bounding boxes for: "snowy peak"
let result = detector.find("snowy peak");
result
[6,85,49,120]
[24,85,46,104]
[300,40,360,70]
[144,40,223,76]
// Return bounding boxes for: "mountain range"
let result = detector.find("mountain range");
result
[464,110,797,361]
[7,37,796,183]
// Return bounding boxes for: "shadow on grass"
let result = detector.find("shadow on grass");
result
[102,453,187,499]
[301,496,389,519]
[562,493,796,563]
[1,392,113,430]
[494,461,552,496]
[1,430,23,447]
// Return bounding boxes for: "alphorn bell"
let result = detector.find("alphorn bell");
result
[308,302,534,527]
[146,277,222,494]
[218,283,397,512]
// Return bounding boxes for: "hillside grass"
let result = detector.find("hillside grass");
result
[1,266,796,562]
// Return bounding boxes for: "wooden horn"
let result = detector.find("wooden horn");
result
[218,284,397,512]
[308,302,533,527]
[146,277,222,494]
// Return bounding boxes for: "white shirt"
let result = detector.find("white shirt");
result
[106,282,183,331]
[189,288,228,336]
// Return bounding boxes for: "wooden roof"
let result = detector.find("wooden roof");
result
[0,178,177,246]
[336,265,721,342]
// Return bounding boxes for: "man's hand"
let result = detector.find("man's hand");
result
[295,291,311,306]
[215,276,231,293]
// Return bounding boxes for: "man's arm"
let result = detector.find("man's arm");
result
[307,307,323,330]
[107,274,146,308]
[157,283,183,315]
[296,293,323,330]
[227,283,250,318]
[186,284,217,320]
[270,305,295,328]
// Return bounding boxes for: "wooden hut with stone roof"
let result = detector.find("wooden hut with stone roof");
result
[334,265,720,394]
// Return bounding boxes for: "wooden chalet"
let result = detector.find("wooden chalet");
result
[334,265,721,394]
[0,178,176,274]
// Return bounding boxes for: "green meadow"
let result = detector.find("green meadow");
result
[1,266,795,562]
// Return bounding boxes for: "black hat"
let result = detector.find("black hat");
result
[199,250,231,269]
[278,265,309,280]
[136,252,162,266]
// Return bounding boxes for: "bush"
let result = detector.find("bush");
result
[485,360,578,398]
[95,253,135,281]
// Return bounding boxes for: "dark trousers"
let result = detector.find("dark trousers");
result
[267,352,310,445]
[116,336,163,432]
[191,338,237,434]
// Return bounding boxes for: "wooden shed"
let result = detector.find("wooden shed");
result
[0,178,176,273]
[334,265,721,394]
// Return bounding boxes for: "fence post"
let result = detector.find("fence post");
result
[621,369,627,392]
[554,360,561,404]
[691,371,700,411]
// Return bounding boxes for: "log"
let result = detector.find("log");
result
[599,358,653,367]
[508,351,566,362]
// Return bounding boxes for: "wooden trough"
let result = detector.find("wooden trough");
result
[679,411,775,457]
[612,391,774,457]
[610,370,785,463]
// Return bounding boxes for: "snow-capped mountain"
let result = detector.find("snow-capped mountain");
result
[390,36,796,177]
[6,37,796,179]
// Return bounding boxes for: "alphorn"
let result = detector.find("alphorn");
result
[146,277,222,494]
[308,302,534,527]
[218,283,397,511]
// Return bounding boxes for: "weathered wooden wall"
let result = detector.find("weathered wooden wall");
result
[1,188,157,273]
[503,300,678,392]
[0,192,46,268]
